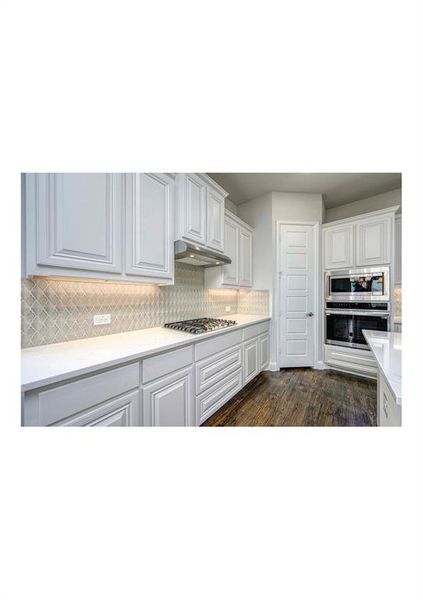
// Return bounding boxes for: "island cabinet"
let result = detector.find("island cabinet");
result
[175,173,227,253]
[378,370,401,426]
[23,172,176,284]
[204,211,253,289]
[22,319,271,427]
[323,207,399,271]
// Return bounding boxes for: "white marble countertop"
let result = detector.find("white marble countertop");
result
[21,314,271,392]
[363,330,402,404]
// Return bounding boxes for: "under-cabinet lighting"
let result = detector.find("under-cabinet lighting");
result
[28,275,160,287]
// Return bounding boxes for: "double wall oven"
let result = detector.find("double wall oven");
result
[325,267,390,350]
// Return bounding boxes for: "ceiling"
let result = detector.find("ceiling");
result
[207,173,401,208]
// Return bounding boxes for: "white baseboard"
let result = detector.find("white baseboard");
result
[268,361,279,372]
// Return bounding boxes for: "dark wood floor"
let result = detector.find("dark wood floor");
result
[202,368,377,427]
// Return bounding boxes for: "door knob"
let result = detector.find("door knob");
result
[306,312,314,317]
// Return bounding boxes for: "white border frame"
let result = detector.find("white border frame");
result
[274,220,321,370]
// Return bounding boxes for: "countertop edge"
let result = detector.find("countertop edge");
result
[21,315,271,392]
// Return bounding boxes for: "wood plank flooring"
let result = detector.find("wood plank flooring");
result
[201,368,377,427]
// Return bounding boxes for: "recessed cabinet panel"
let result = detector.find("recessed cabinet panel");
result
[184,174,207,245]
[32,173,123,273]
[222,218,239,285]
[206,189,225,251]
[323,224,354,270]
[239,228,253,287]
[243,337,259,385]
[143,366,195,427]
[58,390,140,427]
[125,173,174,280]
[259,333,269,370]
[356,217,390,266]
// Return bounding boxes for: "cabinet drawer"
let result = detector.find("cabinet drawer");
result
[195,345,242,395]
[243,321,269,341]
[198,368,243,424]
[26,362,140,426]
[195,329,242,361]
[324,345,377,378]
[142,345,193,383]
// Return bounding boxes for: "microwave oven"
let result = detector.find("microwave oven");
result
[325,267,390,302]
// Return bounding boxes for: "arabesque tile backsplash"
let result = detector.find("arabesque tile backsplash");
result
[21,264,269,348]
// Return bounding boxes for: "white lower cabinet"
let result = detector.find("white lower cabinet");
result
[324,344,378,379]
[143,366,195,427]
[22,320,271,427]
[23,362,141,426]
[259,333,270,370]
[378,370,401,426]
[243,337,259,385]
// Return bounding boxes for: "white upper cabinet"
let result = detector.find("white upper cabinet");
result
[24,173,176,284]
[205,211,253,289]
[394,215,402,285]
[175,173,227,252]
[222,217,239,286]
[323,207,399,271]
[238,227,253,287]
[206,187,225,251]
[26,173,124,276]
[355,215,390,266]
[323,224,354,270]
[125,173,174,282]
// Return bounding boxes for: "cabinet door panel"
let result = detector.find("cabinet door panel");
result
[125,173,174,280]
[222,218,239,285]
[34,174,123,273]
[356,217,390,266]
[55,389,140,427]
[183,174,207,245]
[143,366,195,426]
[206,189,225,251]
[323,224,354,270]
[239,227,253,287]
[243,337,259,385]
[259,333,270,370]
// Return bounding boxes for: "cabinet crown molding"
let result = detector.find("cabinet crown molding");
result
[224,209,254,231]
[322,205,401,228]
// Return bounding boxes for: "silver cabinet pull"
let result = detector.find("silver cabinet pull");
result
[306,312,314,317]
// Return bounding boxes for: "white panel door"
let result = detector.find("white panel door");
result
[222,218,239,285]
[206,188,225,251]
[279,224,315,367]
[355,216,390,266]
[34,173,123,273]
[323,224,354,270]
[143,366,195,426]
[238,227,253,287]
[183,174,207,245]
[125,173,174,280]
[243,337,259,384]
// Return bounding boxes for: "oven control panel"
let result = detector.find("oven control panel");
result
[326,302,389,311]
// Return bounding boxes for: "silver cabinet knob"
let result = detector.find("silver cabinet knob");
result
[306,312,314,317]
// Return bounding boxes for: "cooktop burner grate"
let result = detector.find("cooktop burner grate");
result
[163,317,237,334]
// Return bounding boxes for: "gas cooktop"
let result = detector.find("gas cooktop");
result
[163,317,237,334]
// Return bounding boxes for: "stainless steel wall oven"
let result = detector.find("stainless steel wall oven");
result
[325,302,390,349]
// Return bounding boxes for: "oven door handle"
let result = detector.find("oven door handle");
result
[325,310,390,317]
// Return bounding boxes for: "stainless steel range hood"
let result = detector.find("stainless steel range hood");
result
[174,241,231,268]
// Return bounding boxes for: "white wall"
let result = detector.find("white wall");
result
[271,192,324,224]
[225,197,238,216]
[324,188,401,222]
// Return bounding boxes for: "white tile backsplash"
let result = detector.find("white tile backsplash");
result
[21,263,269,347]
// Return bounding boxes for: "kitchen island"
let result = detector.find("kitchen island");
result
[363,330,402,426]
